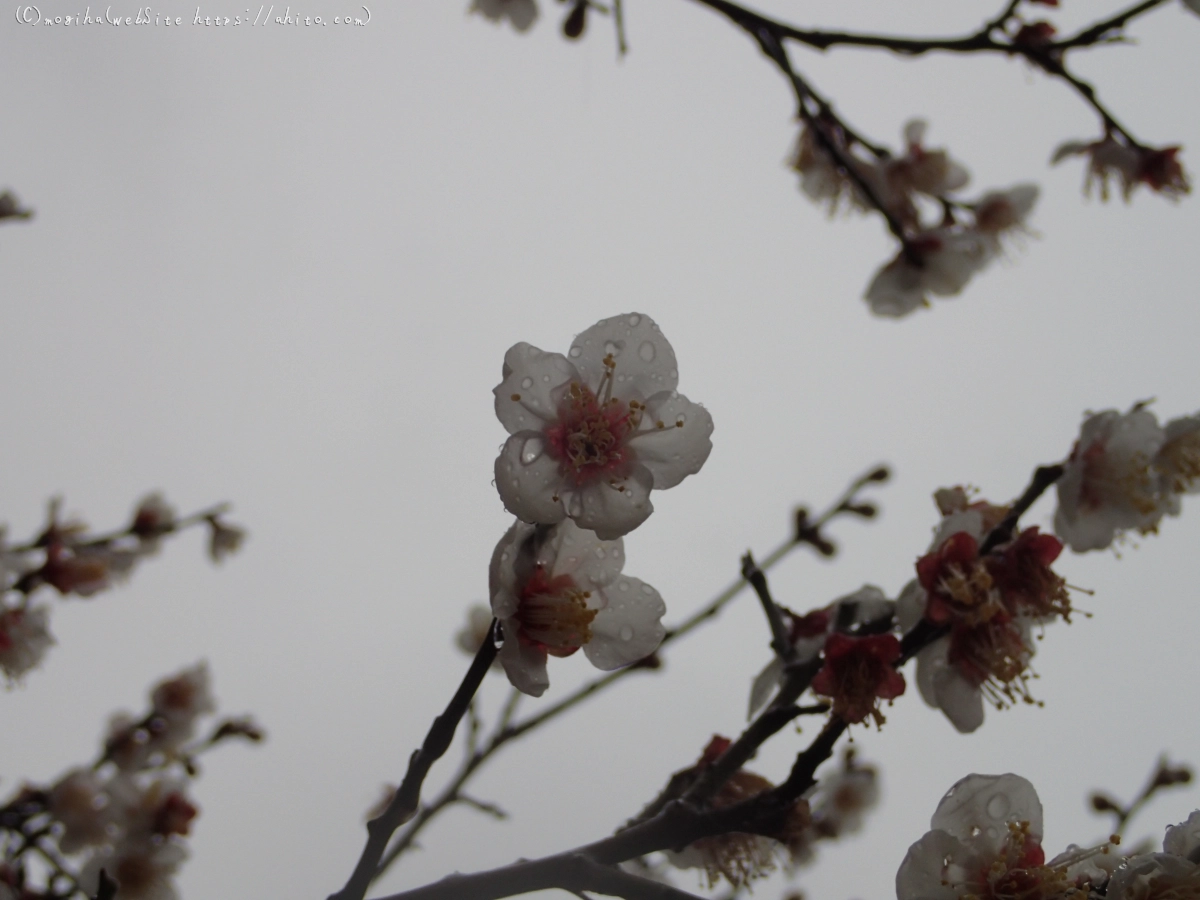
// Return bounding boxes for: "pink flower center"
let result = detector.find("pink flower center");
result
[545,381,634,487]
[516,565,597,658]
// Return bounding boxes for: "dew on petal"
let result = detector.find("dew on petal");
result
[638,341,656,362]
[604,341,620,356]
[618,581,630,592]
[986,794,1010,819]
[628,314,641,326]
[521,377,534,389]
[641,584,654,595]
[619,625,634,641]
[595,547,606,558]
[569,346,583,358]
[521,436,545,465]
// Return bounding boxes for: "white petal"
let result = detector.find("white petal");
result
[584,576,666,669]
[571,465,654,540]
[539,520,625,590]
[494,343,577,434]
[903,119,928,149]
[896,830,968,900]
[568,314,679,399]
[497,621,550,697]
[748,657,784,718]
[1164,810,1200,859]
[1051,140,1092,165]
[627,392,714,489]
[488,521,536,619]
[931,773,1043,850]
[896,579,928,632]
[864,258,928,318]
[932,665,986,734]
[495,433,568,526]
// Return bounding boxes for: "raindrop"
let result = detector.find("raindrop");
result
[619,625,634,641]
[628,314,641,326]
[640,584,654,595]
[617,581,630,592]
[986,794,1010,819]
[595,547,606,559]
[569,346,583,358]
[521,377,533,389]
[568,494,585,517]
[638,341,656,362]
[542,374,551,382]
[520,436,545,465]
[604,341,620,356]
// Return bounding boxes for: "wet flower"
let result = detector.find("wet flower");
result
[1052,137,1191,201]
[81,838,187,900]
[788,121,875,216]
[489,519,666,696]
[973,184,1040,245]
[469,0,537,32]
[494,313,713,540]
[883,120,971,204]
[0,604,54,682]
[898,774,1100,900]
[810,632,905,727]
[1054,406,1167,551]
[106,664,216,770]
[1156,414,1200,513]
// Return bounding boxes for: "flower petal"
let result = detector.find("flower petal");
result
[495,433,567,526]
[896,830,968,900]
[571,465,654,540]
[497,621,550,697]
[627,391,714,489]
[584,576,666,669]
[568,313,679,399]
[931,773,1043,849]
[539,519,625,590]
[494,343,578,435]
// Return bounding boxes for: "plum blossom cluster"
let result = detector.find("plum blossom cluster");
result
[487,314,712,695]
[899,487,1073,733]
[898,772,1200,900]
[1053,404,1200,552]
[0,664,262,900]
[789,118,1039,318]
[0,495,244,683]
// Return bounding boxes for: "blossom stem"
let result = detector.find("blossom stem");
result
[741,552,791,659]
[327,620,499,900]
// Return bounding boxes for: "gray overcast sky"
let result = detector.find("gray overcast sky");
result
[3,2,1200,899]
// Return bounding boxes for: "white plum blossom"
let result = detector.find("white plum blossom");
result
[489,519,666,696]
[973,184,1040,247]
[1101,810,1200,900]
[0,603,54,682]
[1155,413,1200,513]
[896,774,1101,900]
[494,313,713,540]
[469,0,538,32]
[1054,406,1167,551]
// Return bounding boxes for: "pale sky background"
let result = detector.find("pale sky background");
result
[3,2,1200,899]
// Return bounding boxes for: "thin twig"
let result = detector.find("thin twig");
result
[328,620,499,900]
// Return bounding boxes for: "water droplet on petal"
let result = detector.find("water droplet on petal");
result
[567,494,584,517]
[594,547,606,559]
[986,794,1010,819]
[542,374,551,382]
[619,625,634,641]
[604,341,620,356]
[638,341,656,362]
[617,580,630,592]
[629,314,641,326]
[520,377,533,389]
[641,584,654,596]
[569,346,582,358]
[520,436,545,465]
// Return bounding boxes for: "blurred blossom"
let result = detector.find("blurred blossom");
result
[469,0,538,32]
[1053,137,1191,201]
[0,603,54,682]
